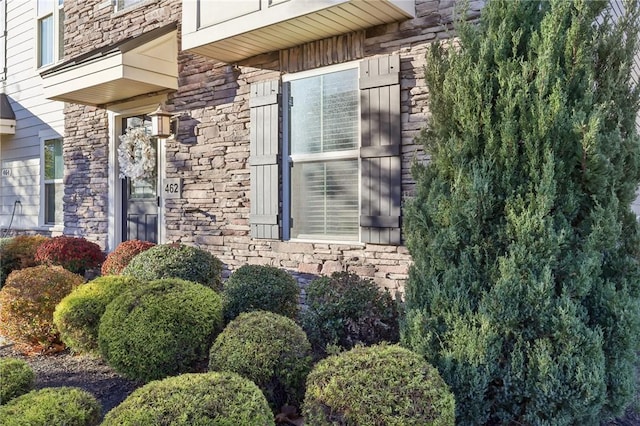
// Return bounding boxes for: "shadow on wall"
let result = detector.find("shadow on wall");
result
[0,95,62,231]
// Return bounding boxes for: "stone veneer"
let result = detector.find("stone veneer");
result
[61,0,483,294]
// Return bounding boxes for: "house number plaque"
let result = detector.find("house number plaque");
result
[163,178,181,199]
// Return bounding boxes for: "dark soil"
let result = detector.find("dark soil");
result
[1,341,640,424]
[0,343,139,419]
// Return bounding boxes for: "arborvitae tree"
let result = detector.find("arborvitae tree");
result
[402,0,640,424]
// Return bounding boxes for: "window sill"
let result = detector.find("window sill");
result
[289,238,364,247]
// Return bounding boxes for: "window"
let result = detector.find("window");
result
[43,138,63,225]
[37,0,64,68]
[117,0,144,10]
[288,66,360,241]
[249,55,402,245]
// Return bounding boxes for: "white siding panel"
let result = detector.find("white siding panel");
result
[1,0,64,232]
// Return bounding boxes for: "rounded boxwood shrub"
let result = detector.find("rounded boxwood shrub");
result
[0,358,34,405]
[102,372,273,425]
[122,243,223,290]
[101,239,155,276]
[300,272,400,357]
[303,344,455,426]
[0,235,49,288]
[98,278,224,382]
[0,265,85,351]
[223,264,300,322]
[35,236,105,275]
[209,310,312,412]
[0,387,101,426]
[53,275,141,354]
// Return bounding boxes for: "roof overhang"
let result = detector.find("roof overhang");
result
[182,0,415,63]
[0,94,16,134]
[41,25,178,107]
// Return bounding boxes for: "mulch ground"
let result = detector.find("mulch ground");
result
[2,341,640,424]
[0,343,139,419]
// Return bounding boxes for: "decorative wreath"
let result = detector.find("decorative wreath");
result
[117,127,156,180]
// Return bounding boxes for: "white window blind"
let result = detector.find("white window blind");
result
[289,66,359,241]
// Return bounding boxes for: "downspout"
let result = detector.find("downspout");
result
[1,0,6,84]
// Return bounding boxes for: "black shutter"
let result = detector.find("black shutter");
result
[359,55,401,245]
[249,80,281,239]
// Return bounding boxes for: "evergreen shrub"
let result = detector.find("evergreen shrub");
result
[0,358,34,405]
[223,264,299,322]
[209,310,312,411]
[300,272,399,357]
[303,344,455,426]
[0,265,84,350]
[98,278,224,382]
[123,243,223,290]
[53,275,141,354]
[101,239,155,276]
[402,1,640,423]
[0,387,101,426]
[0,235,49,287]
[102,372,273,425]
[35,236,105,275]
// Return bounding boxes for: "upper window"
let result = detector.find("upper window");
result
[287,66,360,241]
[117,0,144,11]
[43,138,63,225]
[37,0,64,68]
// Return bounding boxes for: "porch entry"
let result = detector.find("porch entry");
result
[121,115,158,243]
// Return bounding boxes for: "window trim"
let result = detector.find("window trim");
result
[35,0,64,69]
[39,130,64,228]
[283,60,362,243]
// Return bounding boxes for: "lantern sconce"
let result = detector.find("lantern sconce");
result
[149,104,174,138]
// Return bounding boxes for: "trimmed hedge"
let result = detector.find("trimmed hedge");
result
[98,278,224,382]
[102,372,273,425]
[0,235,49,288]
[123,243,223,290]
[300,272,400,357]
[53,275,141,354]
[0,358,34,405]
[34,236,105,275]
[303,344,455,426]
[0,265,85,351]
[101,240,155,276]
[223,264,299,322]
[0,387,101,426]
[209,311,312,412]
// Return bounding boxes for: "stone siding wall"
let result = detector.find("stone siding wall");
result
[61,0,482,294]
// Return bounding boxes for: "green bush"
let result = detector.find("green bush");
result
[53,276,141,354]
[34,236,105,275]
[0,265,85,351]
[223,264,299,322]
[303,344,455,426]
[101,240,155,276]
[209,310,312,412]
[0,387,101,426]
[300,272,400,357]
[98,278,224,382]
[102,372,273,425]
[0,235,49,288]
[0,358,34,405]
[123,243,223,290]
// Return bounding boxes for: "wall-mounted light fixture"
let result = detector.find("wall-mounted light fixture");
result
[149,104,173,138]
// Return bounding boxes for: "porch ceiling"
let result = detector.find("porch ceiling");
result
[40,25,178,107]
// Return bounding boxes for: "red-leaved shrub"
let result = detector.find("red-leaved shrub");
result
[101,240,155,276]
[35,236,105,275]
[0,265,85,351]
[0,235,49,288]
